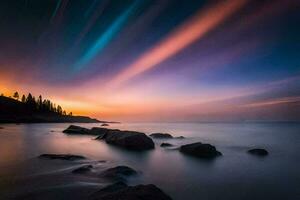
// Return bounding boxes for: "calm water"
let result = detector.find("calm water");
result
[0,122,299,200]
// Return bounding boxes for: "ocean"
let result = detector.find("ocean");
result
[0,122,299,200]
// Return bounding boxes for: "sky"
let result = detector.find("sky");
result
[0,0,299,122]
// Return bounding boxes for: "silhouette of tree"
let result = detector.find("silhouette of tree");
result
[13,92,19,100]
[57,105,62,115]
[26,93,37,111]
[21,95,26,103]
[37,95,43,110]
[26,93,33,104]
[5,92,72,116]
[0,93,4,96]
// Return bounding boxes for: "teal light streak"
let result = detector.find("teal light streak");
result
[50,0,62,21]
[74,0,140,71]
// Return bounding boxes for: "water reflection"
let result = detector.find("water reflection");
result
[0,122,299,200]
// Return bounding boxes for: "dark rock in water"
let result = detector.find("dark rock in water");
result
[150,133,173,139]
[0,127,3,129]
[72,165,93,174]
[63,125,154,150]
[93,181,128,196]
[180,142,222,159]
[96,129,155,151]
[175,136,185,139]
[101,123,109,126]
[63,125,90,134]
[38,154,86,161]
[248,148,269,156]
[160,143,173,147]
[90,182,172,200]
[100,166,137,180]
[91,127,120,138]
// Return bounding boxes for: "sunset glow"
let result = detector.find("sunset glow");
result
[0,0,299,122]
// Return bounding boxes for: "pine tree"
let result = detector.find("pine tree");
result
[37,95,43,110]
[13,92,19,100]
[57,105,62,115]
[21,95,26,103]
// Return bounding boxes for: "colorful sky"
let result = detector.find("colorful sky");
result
[0,0,299,122]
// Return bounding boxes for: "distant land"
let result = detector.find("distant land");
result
[0,94,114,123]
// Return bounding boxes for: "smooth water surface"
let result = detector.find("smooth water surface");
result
[0,122,299,200]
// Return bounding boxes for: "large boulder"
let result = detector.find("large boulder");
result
[63,125,155,151]
[150,133,173,139]
[100,166,137,180]
[247,148,268,156]
[63,125,90,134]
[180,142,222,159]
[96,129,155,151]
[91,127,120,138]
[38,154,86,161]
[89,182,172,200]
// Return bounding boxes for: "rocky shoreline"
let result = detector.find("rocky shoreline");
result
[36,153,172,200]
[63,125,269,157]
[20,125,269,200]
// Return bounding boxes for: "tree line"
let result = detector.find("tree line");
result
[1,92,72,116]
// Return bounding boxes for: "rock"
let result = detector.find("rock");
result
[101,123,109,126]
[91,127,120,138]
[72,165,93,174]
[90,182,172,200]
[0,127,3,129]
[63,125,155,151]
[248,148,269,156]
[63,125,90,134]
[175,136,185,139]
[100,166,137,180]
[180,142,222,159]
[38,154,86,161]
[96,129,155,151]
[92,181,128,196]
[150,133,173,139]
[160,143,173,147]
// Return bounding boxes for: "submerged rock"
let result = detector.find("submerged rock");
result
[63,125,90,134]
[38,154,86,161]
[150,133,173,139]
[248,148,269,156]
[100,166,137,180]
[160,143,173,147]
[180,142,222,159]
[90,182,172,200]
[101,123,109,126]
[175,136,185,139]
[72,165,93,174]
[96,129,155,151]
